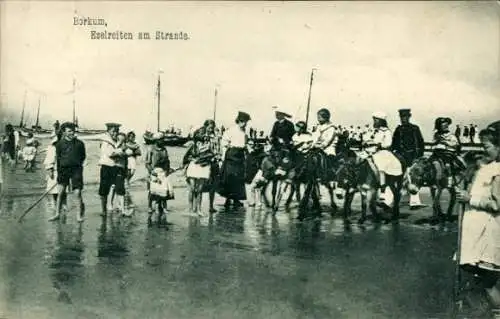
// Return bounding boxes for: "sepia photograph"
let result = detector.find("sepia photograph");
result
[0,1,499,318]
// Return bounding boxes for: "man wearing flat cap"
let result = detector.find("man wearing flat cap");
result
[98,122,127,216]
[391,109,426,209]
[270,109,295,149]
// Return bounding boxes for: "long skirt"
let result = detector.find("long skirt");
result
[218,147,246,201]
[459,209,500,271]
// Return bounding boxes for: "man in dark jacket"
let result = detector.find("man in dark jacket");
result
[391,109,426,209]
[49,122,86,222]
[269,109,295,149]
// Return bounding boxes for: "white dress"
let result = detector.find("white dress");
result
[43,144,59,195]
[367,127,402,176]
[459,162,500,270]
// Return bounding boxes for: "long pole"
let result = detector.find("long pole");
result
[305,68,316,129]
[72,78,76,125]
[35,97,41,128]
[213,88,218,122]
[20,90,27,128]
[452,180,467,317]
[157,74,161,132]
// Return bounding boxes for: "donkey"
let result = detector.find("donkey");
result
[294,148,341,221]
[404,151,483,224]
[335,152,403,224]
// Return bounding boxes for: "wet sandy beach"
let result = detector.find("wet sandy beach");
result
[0,141,482,318]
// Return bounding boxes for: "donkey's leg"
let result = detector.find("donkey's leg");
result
[369,190,380,223]
[430,187,444,224]
[298,181,313,220]
[326,183,337,216]
[311,182,322,218]
[262,181,272,208]
[446,186,457,222]
[285,184,295,208]
[359,190,368,224]
[271,180,278,210]
[390,179,402,222]
[343,190,355,223]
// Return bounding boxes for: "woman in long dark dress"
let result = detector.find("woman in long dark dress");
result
[218,111,251,209]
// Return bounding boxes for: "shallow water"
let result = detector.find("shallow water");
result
[0,141,486,318]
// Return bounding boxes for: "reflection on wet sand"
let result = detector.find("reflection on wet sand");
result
[48,223,85,304]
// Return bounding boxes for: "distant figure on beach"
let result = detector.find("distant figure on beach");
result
[469,124,476,144]
[463,125,470,142]
[454,125,461,141]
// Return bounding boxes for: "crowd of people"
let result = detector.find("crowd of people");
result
[0,107,498,315]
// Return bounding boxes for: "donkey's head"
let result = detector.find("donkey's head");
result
[404,157,432,194]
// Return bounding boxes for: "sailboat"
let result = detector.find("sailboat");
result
[30,97,51,134]
[148,73,189,147]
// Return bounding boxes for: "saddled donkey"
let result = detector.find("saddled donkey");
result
[335,151,404,224]
[404,150,483,224]
[293,148,341,221]
[254,147,296,212]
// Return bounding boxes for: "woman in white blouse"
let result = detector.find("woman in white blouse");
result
[218,111,251,209]
[456,121,500,313]
[363,111,403,200]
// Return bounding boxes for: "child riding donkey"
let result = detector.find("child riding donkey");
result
[336,111,404,224]
[429,117,466,185]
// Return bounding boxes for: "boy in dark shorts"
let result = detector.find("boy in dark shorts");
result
[49,122,86,222]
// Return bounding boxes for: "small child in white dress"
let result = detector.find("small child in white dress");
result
[22,139,37,172]
[44,135,67,211]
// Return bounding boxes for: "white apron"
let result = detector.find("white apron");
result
[186,161,211,179]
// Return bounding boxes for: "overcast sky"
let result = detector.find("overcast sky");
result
[1,1,498,138]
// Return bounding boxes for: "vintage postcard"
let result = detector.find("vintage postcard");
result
[0,1,499,319]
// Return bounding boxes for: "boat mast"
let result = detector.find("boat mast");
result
[35,97,40,128]
[72,78,76,125]
[213,88,218,122]
[157,74,161,132]
[19,90,27,128]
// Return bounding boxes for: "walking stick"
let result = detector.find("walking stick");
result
[18,183,58,222]
[18,162,90,223]
[452,179,467,317]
